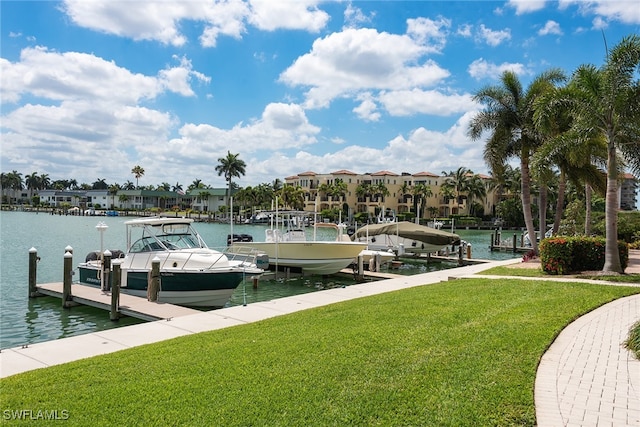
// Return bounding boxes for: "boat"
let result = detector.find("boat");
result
[352,221,461,255]
[228,211,368,276]
[78,217,265,307]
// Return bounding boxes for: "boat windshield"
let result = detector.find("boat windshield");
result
[128,221,206,253]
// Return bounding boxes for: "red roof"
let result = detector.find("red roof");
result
[413,171,439,177]
[331,169,357,175]
[371,170,399,176]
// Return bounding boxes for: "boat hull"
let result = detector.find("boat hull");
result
[229,241,368,275]
[78,264,257,307]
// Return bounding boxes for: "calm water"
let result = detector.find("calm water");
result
[0,211,519,349]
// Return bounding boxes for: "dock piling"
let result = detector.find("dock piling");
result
[110,260,121,321]
[148,257,160,302]
[102,250,112,292]
[28,247,41,298]
[62,250,74,308]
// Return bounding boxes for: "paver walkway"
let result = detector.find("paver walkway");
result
[535,249,640,427]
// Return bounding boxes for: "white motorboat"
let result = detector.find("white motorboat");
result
[228,212,368,276]
[78,217,265,307]
[352,221,461,255]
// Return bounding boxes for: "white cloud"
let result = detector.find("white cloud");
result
[343,3,374,29]
[62,0,331,48]
[538,20,563,36]
[561,0,640,25]
[457,24,472,38]
[352,93,381,122]
[406,17,451,53]
[0,47,208,104]
[468,58,528,80]
[592,16,608,30]
[378,89,476,117]
[478,24,511,47]
[279,28,450,110]
[507,0,547,15]
[248,0,329,32]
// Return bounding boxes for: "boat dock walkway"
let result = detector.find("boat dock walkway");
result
[35,283,200,321]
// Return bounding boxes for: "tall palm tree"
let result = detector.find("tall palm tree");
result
[562,35,640,272]
[469,69,565,253]
[215,151,246,214]
[442,167,471,214]
[131,165,145,189]
[411,183,432,220]
[465,174,487,217]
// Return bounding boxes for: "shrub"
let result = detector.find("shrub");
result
[625,321,640,360]
[540,236,629,274]
[539,238,572,275]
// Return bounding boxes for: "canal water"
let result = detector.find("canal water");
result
[0,211,520,349]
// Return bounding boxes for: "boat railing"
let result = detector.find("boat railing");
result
[126,249,231,272]
[223,245,265,269]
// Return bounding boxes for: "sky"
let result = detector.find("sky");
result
[1,0,639,193]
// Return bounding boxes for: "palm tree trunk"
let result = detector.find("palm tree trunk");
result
[552,170,566,235]
[521,154,538,253]
[603,140,622,272]
[538,184,547,239]
[584,184,592,236]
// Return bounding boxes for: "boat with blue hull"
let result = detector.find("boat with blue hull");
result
[78,217,265,307]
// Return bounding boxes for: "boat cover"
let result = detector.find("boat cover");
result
[352,221,460,246]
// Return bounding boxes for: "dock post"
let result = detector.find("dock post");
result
[28,247,41,298]
[102,250,112,292]
[512,234,517,253]
[458,245,464,266]
[467,243,472,259]
[252,277,259,289]
[62,250,73,307]
[110,260,121,321]
[148,256,160,302]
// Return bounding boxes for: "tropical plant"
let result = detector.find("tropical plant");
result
[92,178,108,190]
[131,165,145,189]
[469,69,565,253]
[215,151,246,215]
[557,35,640,272]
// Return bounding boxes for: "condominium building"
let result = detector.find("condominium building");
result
[284,170,497,221]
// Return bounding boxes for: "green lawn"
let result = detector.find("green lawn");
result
[1,279,638,426]
[481,265,640,283]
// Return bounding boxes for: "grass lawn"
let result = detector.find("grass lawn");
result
[1,279,638,426]
[481,265,640,283]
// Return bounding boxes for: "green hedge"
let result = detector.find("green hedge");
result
[539,236,629,275]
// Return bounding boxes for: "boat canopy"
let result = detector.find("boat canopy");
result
[352,221,461,246]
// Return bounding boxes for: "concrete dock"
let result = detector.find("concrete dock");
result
[35,282,200,321]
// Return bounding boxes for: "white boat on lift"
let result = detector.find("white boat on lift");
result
[352,221,461,255]
[228,211,368,276]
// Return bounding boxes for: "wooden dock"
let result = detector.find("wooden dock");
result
[36,282,200,321]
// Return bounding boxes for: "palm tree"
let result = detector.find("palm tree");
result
[131,165,145,189]
[188,179,206,191]
[92,178,108,190]
[215,151,246,215]
[469,69,565,253]
[465,174,487,217]
[411,183,432,220]
[561,35,640,272]
[108,184,120,209]
[25,172,40,197]
[442,167,471,214]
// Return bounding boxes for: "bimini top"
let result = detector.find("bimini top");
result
[124,216,194,227]
[352,221,461,246]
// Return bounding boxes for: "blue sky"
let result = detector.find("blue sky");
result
[1,0,639,192]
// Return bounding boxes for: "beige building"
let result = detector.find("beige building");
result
[284,170,497,222]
